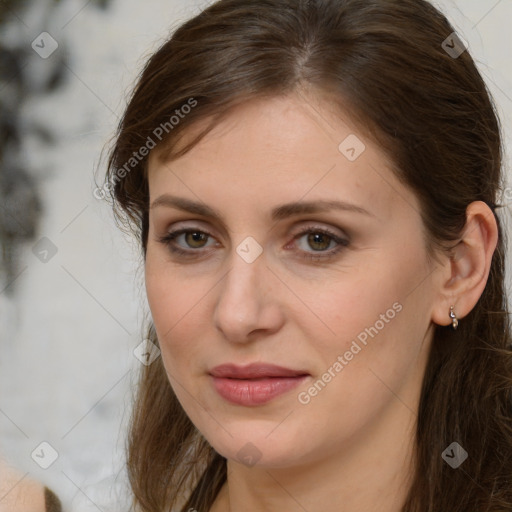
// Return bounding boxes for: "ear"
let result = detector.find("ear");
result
[431,201,498,327]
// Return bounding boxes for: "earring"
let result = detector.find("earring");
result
[449,305,458,330]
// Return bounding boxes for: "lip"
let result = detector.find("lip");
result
[210,363,308,379]
[209,363,310,406]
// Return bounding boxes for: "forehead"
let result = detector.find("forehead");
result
[147,93,419,224]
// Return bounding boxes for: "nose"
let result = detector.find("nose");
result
[213,246,285,344]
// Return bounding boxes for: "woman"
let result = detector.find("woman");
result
[104,0,512,510]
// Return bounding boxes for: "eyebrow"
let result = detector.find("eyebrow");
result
[150,195,375,221]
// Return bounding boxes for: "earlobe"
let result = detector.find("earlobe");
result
[431,201,498,328]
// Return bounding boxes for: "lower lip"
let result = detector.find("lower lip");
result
[211,375,309,406]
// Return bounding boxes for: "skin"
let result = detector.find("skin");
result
[145,91,498,512]
[0,461,46,512]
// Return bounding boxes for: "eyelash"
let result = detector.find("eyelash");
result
[157,226,350,262]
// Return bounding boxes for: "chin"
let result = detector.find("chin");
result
[202,422,315,469]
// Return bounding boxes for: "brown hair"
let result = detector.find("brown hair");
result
[103,0,512,510]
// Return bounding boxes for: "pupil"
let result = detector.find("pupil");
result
[188,232,206,247]
[309,233,330,251]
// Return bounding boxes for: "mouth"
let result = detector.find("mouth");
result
[209,363,310,406]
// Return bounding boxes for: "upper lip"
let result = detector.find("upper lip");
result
[209,363,309,379]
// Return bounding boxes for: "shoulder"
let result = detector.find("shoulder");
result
[0,461,62,512]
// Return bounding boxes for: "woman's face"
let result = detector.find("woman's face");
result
[145,93,441,468]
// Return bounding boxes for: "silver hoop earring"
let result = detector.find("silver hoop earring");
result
[449,305,458,330]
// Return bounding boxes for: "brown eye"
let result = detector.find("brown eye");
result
[157,228,218,257]
[184,231,209,248]
[306,232,333,251]
[290,227,350,262]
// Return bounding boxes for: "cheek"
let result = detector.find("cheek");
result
[144,255,210,375]
[298,242,432,385]
[294,260,411,350]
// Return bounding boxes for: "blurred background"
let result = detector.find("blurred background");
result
[0,0,510,511]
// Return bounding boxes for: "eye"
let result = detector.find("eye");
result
[157,228,218,257]
[289,226,350,261]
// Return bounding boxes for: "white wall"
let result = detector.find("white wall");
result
[0,1,510,511]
